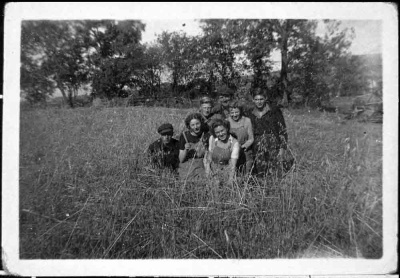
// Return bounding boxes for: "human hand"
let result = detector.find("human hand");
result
[184,143,191,150]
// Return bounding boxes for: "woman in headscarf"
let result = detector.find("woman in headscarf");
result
[227,100,254,175]
[178,113,210,181]
[205,119,241,186]
[248,88,291,176]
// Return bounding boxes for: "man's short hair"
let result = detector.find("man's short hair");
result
[200,96,213,105]
[252,87,268,98]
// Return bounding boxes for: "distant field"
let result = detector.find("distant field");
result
[19,106,382,259]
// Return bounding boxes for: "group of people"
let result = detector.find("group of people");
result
[147,87,293,184]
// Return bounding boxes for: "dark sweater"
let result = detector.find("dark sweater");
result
[248,104,288,150]
[148,138,180,170]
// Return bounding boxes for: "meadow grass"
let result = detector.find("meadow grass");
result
[19,106,382,259]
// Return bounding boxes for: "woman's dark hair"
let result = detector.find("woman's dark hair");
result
[211,119,230,138]
[184,112,205,129]
[228,100,244,115]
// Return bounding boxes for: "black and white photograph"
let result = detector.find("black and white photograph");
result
[2,2,398,276]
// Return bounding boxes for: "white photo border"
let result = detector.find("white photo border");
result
[3,2,398,276]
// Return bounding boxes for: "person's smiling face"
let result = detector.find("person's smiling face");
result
[189,119,202,135]
[229,107,241,122]
[214,125,228,141]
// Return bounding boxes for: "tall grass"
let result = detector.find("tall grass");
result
[19,106,382,259]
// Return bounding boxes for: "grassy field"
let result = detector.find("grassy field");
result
[19,105,382,259]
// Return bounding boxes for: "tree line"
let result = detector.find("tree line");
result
[21,19,374,108]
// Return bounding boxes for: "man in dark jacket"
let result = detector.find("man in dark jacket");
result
[147,123,180,171]
[248,88,293,176]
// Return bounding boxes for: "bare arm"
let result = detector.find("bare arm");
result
[242,117,254,150]
[204,151,211,176]
[179,149,187,163]
[228,158,238,181]
[204,136,213,177]
[228,141,240,182]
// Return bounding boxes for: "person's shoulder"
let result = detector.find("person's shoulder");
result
[247,109,256,118]
[211,103,222,113]
[242,115,251,122]
[270,104,285,118]
[241,116,251,126]
[178,131,188,142]
[269,102,283,112]
[179,130,188,137]
[230,135,240,145]
[149,138,161,150]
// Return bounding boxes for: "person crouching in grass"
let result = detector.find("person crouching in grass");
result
[178,113,210,182]
[248,88,291,177]
[227,100,254,175]
[198,96,223,131]
[147,123,180,173]
[205,119,240,186]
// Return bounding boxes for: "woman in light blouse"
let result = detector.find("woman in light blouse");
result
[205,119,240,185]
[227,100,254,174]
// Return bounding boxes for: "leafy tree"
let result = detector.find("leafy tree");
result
[89,20,146,99]
[243,19,275,91]
[274,20,305,106]
[243,19,317,106]
[198,19,245,92]
[21,20,91,107]
[333,54,381,98]
[136,44,164,98]
[157,31,200,97]
[241,19,353,107]
[289,20,354,106]
[21,43,54,105]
